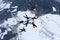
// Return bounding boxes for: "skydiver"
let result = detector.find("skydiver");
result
[29,16,37,28]
[19,27,26,32]
[24,20,29,27]
[31,16,38,19]
[32,22,37,28]
[23,14,30,27]
[30,21,37,28]
[17,20,24,24]
[23,14,30,19]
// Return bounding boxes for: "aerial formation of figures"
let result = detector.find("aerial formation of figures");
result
[11,5,38,32]
[17,14,37,27]
[0,4,38,40]
[16,13,38,32]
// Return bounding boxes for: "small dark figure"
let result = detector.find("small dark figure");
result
[31,22,37,28]
[31,16,38,19]
[24,19,29,27]
[17,20,24,24]
[23,14,31,27]
[23,14,30,19]
[19,27,26,32]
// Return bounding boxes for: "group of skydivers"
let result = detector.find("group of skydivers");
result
[0,6,38,40]
[17,6,38,32]
[17,13,38,32]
